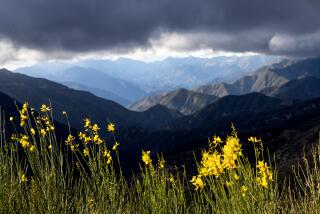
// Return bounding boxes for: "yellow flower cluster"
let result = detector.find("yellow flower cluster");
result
[78,132,91,144]
[103,149,112,164]
[84,118,91,130]
[199,135,241,177]
[18,134,30,148]
[157,157,165,170]
[142,150,152,166]
[191,175,205,190]
[80,119,104,145]
[256,161,273,188]
[65,134,78,151]
[222,136,242,169]
[42,116,55,132]
[83,148,90,157]
[19,102,28,127]
[40,129,47,137]
[209,135,223,149]
[11,134,36,152]
[199,152,224,177]
[40,104,51,113]
[79,118,116,164]
[192,132,242,190]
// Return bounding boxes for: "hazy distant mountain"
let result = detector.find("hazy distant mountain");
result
[130,88,218,115]
[60,66,146,102]
[196,57,320,98]
[0,68,181,130]
[15,55,280,97]
[82,55,280,92]
[61,81,131,106]
[16,65,146,103]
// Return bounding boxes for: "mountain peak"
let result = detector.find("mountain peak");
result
[130,88,218,115]
[0,68,12,73]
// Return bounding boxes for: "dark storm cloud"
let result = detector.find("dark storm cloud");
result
[0,0,319,56]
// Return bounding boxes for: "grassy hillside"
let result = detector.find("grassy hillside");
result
[0,102,320,213]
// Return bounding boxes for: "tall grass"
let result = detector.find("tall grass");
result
[0,102,319,213]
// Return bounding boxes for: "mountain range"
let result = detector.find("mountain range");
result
[0,68,181,131]
[14,55,280,105]
[196,57,320,97]
[1,56,320,176]
[131,57,320,114]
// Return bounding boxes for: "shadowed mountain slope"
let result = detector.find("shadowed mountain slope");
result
[130,88,218,115]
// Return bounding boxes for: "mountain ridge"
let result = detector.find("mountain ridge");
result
[195,57,320,98]
[130,88,218,115]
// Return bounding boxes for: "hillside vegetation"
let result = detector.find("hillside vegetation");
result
[0,102,319,213]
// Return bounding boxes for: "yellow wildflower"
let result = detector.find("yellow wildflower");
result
[222,135,242,169]
[40,104,51,112]
[29,145,36,152]
[19,135,30,148]
[40,129,46,137]
[11,134,17,141]
[30,128,36,136]
[9,116,13,122]
[20,114,27,127]
[112,141,120,151]
[78,132,91,143]
[83,148,89,157]
[62,111,67,115]
[103,149,112,164]
[92,123,100,132]
[256,160,273,188]
[248,136,261,144]
[198,151,224,177]
[21,174,28,183]
[191,176,205,190]
[19,102,28,127]
[226,181,234,187]
[48,144,52,150]
[234,174,240,180]
[241,186,248,196]
[142,150,152,166]
[169,175,175,184]
[65,134,75,145]
[212,135,222,147]
[84,118,91,129]
[93,134,103,145]
[107,123,115,132]
[157,157,165,169]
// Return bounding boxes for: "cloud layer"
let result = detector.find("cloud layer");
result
[0,0,320,56]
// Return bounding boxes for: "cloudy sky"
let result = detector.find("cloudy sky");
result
[0,0,320,69]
